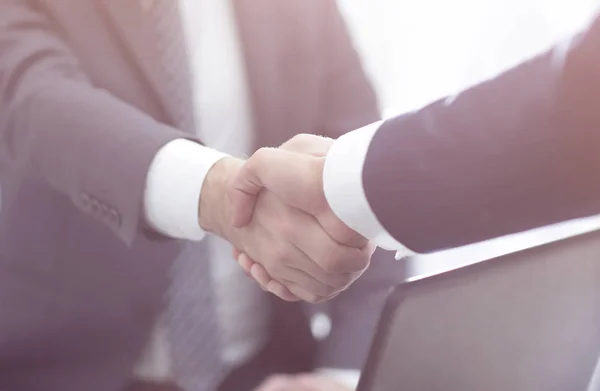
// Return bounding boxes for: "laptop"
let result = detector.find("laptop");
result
[357,229,600,391]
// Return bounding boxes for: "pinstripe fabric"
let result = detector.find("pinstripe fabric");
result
[146,2,225,390]
[164,240,225,391]
[146,0,195,134]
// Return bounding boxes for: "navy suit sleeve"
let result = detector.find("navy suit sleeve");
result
[362,15,600,253]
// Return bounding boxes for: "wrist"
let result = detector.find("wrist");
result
[198,156,244,239]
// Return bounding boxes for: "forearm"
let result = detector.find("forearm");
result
[0,1,192,244]
[325,15,600,253]
[5,79,191,243]
[145,139,234,240]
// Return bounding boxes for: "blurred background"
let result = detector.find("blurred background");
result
[339,0,600,277]
[340,0,598,116]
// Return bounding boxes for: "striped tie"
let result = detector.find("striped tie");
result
[146,1,225,390]
[165,240,225,391]
[146,0,195,133]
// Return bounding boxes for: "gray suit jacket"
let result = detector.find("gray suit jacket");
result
[0,1,401,390]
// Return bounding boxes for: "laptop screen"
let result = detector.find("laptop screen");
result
[360,231,600,391]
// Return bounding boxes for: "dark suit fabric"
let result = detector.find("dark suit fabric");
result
[362,15,600,253]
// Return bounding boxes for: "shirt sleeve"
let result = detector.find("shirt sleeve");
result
[144,139,229,240]
[322,121,413,258]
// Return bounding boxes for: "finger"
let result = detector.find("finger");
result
[229,148,327,228]
[251,245,333,303]
[247,260,300,301]
[284,282,327,304]
[248,264,270,292]
[232,247,241,260]
[244,217,336,296]
[246,245,326,301]
[238,252,255,273]
[280,266,337,297]
[288,212,372,277]
[265,279,300,302]
[256,197,359,286]
[279,136,369,250]
[241,248,302,302]
[248,262,305,302]
[279,268,362,302]
[250,262,272,287]
[317,209,370,249]
[279,134,334,157]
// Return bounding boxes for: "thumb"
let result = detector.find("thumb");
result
[229,147,326,227]
[279,134,334,157]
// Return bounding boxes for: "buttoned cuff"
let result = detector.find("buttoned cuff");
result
[322,121,412,257]
[144,139,229,240]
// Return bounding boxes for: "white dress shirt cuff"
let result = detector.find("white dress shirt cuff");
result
[322,121,412,257]
[144,139,229,240]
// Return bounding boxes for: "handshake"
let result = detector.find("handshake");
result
[198,134,375,303]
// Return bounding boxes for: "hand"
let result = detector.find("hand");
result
[228,134,375,301]
[230,135,364,246]
[199,153,373,303]
[255,373,353,391]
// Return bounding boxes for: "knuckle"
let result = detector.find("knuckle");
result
[292,133,311,143]
[320,245,371,275]
[250,264,271,286]
[270,245,289,264]
[319,244,345,274]
[254,146,271,159]
[278,218,296,239]
[326,216,367,248]
[337,225,364,246]
[291,133,313,147]
[268,260,286,277]
[318,211,356,243]
[250,147,274,169]
[321,259,340,275]
[279,134,305,152]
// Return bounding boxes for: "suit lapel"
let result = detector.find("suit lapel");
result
[97,0,194,133]
[98,0,290,140]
